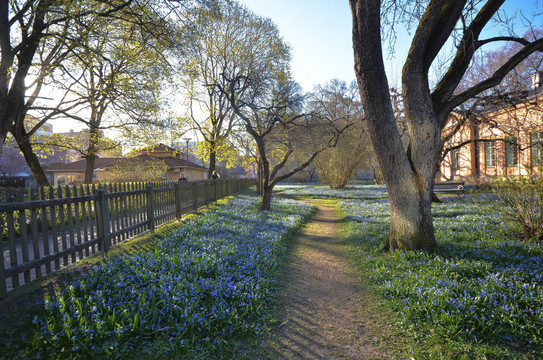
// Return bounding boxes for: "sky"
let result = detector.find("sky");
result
[236,0,433,92]
[237,0,359,92]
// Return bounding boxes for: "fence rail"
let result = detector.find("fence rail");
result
[1,179,256,297]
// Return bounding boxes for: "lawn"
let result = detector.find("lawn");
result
[1,193,314,359]
[4,183,543,359]
[280,183,543,359]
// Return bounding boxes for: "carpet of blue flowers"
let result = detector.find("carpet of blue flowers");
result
[281,183,543,357]
[19,194,313,359]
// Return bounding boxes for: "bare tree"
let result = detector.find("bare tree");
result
[309,80,370,189]
[225,72,351,210]
[350,0,543,250]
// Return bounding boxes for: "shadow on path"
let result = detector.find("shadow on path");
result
[242,199,387,359]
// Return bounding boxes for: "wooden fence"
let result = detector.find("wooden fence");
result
[0,179,256,298]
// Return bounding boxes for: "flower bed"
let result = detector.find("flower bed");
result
[277,183,388,200]
[15,194,313,359]
[339,195,543,358]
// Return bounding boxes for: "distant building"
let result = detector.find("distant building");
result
[45,143,207,186]
[0,116,56,186]
[0,119,121,186]
[439,72,543,183]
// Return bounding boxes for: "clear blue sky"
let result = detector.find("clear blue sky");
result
[238,0,358,92]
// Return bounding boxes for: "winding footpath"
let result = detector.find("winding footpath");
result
[257,199,390,359]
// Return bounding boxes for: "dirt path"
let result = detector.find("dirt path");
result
[252,199,391,360]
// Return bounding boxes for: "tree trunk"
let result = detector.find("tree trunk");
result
[208,143,216,179]
[350,0,437,250]
[84,154,96,184]
[15,134,50,186]
[84,127,101,184]
[385,177,436,250]
[261,184,273,211]
[258,160,265,197]
[256,163,261,196]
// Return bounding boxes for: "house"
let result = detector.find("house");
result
[439,72,543,183]
[0,119,123,186]
[45,144,208,186]
[44,158,117,186]
[0,117,57,186]
[135,144,208,181]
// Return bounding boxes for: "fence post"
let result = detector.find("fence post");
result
[174,183,182,220]
[0,221,5,298]
[192,182,198,212]
[95,189,111,256]
[205,181,209,206]
[147,185,155,233]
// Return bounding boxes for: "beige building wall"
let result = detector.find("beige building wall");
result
[440,94,543,183]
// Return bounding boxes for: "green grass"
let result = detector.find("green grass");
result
[5,182,543,359]
[283,183,543,359]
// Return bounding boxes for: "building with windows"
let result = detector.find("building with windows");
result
[439,73,543,183]
[45,144,207,186]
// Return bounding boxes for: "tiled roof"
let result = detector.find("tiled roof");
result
[161,156,207,170]
[139,143,178,153]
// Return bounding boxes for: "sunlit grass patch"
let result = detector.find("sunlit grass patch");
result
[5,194,313,359]
[276,182,388,200]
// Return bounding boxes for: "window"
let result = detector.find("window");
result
[531,131,543,166]
[451,148,459,170]
[485,140,496,168]
[505,136,518,167]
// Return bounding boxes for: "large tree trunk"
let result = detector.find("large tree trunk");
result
[385,174,435,250]
[350,0,437,250]
[261,184,273,211]
[84,127,101,184]
[15,134,50,186]
[207,150,217,180]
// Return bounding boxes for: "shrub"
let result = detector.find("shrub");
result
[492,175,543,242]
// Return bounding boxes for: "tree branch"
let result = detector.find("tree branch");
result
[444,38,543,117]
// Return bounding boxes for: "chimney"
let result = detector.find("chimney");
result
[530,71,542,90]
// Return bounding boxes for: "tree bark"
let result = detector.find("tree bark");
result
[261,184,273,211]
[15,133,50,186]
[350,0,437,250]
[208,142,216,179]
[84,126,101,184]
[260,158,270,209]
[84,154,96,184]
[256,160,262,196]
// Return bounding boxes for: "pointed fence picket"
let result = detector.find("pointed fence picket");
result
[0,179,255,298]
